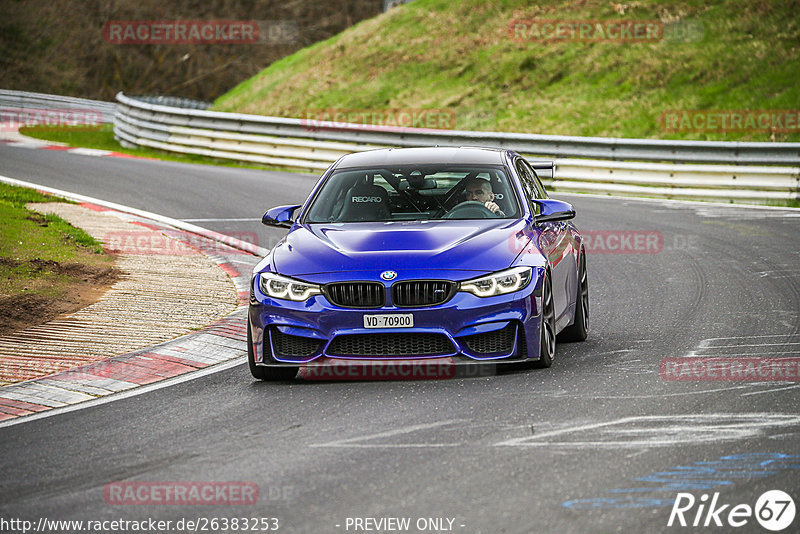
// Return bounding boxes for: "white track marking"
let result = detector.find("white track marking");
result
[6,141,47,148]
[703,342,800,349]
[699,334,799,342]
[68,148,114,157]
[0,358,246,429]
[494,414,800,448]
[692,351,800,357]
[685,335,800,358]
[310,420,466,448]
[313,414,800,450]
[529,384,763,399]
[740,384,800,397]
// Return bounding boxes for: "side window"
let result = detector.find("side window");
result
[520,160,547,199]
[515,160,537,202]
[515,158,543,216]
[532,172,549,199]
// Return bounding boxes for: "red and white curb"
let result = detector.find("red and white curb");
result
[0,175,263,428]
[0,140,153,160]
[0,121,154,161]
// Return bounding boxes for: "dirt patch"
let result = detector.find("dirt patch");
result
[0,259,120,336]
[26,212,51,226]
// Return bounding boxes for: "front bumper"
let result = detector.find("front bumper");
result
[249,274,544,367]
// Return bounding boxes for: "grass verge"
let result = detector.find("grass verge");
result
[0,182,119,335]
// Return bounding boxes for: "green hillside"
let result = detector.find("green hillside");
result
[212,0,800,142]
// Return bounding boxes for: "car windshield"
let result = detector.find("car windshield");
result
[303,165,521,223]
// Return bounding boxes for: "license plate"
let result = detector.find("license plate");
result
[363,313,414,329]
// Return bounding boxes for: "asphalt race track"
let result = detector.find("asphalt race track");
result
[1,144,799,533]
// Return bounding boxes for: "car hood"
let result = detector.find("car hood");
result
[270,219,533,276]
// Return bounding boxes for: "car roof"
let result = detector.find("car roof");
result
[333,146,508,169]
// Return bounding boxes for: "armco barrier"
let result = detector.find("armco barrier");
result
[113,93,800,165]
[114,92,799,204]
[0,90,116,124]
[550,159,799,203]
[4,90,797,204]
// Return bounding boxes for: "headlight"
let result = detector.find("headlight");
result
[460,266,533,298]
[258,272,322,302]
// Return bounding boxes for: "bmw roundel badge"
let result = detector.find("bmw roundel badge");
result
[380,270,397,281]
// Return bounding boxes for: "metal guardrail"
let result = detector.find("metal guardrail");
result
[0,90,116,123]
[551,159,798,203]
[1,88,793,204]
[115,92,799,204]
[131,95,211,110]
[115,93,800,165]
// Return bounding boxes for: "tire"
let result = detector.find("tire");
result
[248,322,298,380]
[534,273,556,368]
[559,253,589,342]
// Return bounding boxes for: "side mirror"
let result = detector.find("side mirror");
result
[532,199,575,224]
[262,204,301,229]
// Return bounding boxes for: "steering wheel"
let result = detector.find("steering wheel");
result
[442,201,498,219]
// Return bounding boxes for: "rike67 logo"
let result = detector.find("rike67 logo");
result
[668,490,795,531]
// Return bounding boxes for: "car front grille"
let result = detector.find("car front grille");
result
[271,328,323,358]
[461,324,517,355]
[327,333,455,357]
[392,280,455,307]
[324,282,385,308]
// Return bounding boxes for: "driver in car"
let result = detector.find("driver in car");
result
[462,177,505,216]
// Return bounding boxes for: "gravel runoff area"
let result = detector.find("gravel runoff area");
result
[0,201,255,420]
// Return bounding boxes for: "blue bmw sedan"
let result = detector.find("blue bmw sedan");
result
[248,147,588,380]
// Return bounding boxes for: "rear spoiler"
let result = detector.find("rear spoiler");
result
[529,161,556,181]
